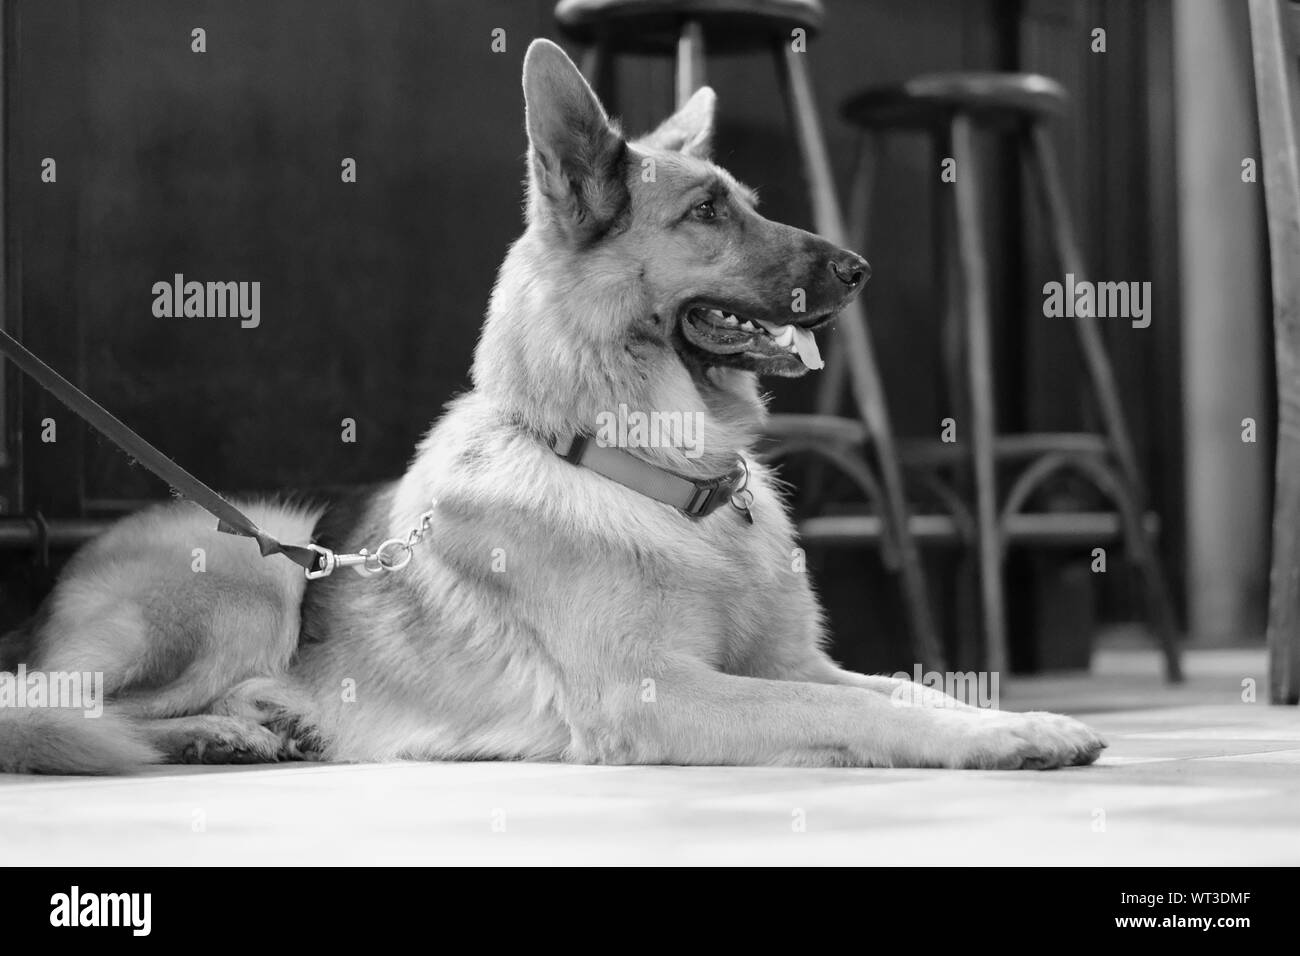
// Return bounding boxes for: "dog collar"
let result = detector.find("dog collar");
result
[549,434,753,520]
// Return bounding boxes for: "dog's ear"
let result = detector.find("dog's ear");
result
[522,39,628,241]
[635,87,715,159]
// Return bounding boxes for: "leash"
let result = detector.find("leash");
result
[0,327,431,579]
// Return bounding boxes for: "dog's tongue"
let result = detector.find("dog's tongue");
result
[790,325,823,370]
[756,319,824,371]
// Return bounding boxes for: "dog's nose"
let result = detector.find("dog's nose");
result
[829,253,870,289]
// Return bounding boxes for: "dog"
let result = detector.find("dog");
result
[0,39,1104,774]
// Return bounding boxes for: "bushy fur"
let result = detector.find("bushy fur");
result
[0,709,158,774]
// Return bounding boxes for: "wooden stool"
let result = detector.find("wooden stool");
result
[826,71,1183,680]
[555,0,948,671]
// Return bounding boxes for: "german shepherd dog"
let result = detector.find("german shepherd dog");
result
[0,40,1104,774]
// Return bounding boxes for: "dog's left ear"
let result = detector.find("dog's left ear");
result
[523,39,628,241]
[635,87,716,159]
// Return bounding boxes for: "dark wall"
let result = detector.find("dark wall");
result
[11,0,556,506]
[0,0,1181,671]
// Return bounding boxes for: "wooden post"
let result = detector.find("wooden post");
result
[1248,0,1300,704]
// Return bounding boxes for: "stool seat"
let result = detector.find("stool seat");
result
[555,0,823,54]
[842,72,1067,130]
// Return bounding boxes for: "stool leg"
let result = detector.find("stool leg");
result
[845,132,880,281]
[934,125,976,668]
[676,20,706,107]
[774,41,946,672]
[1024,123,1183,682]
[933,127,967,444]
[801,134,878,512]
[949,115,1008,676]
[816,132,879,420]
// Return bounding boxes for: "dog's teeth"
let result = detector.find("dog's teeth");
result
[740,321,757,332]
[724,315,739,327]
[755,317,824,369]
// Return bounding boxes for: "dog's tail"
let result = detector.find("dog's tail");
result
[0,706,160,774]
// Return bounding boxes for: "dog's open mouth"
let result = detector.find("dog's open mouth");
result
[679,306,827,371]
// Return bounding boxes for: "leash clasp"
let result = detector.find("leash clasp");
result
[303,501,438,580]
[304,541,409,579]
[305,543,339,580]
[305,543,371,578]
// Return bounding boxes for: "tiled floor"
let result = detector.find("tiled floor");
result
[1,648,1295,865]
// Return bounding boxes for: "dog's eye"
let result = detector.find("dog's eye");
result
[691,199,717,222]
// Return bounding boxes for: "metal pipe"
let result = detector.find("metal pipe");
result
[0,517,113,549]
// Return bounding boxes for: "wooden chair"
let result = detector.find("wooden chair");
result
[1249,0,1300,705]
[555,0,947,670]
[806,72,1183,680]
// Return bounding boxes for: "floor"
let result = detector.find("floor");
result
[2,647,1296,866]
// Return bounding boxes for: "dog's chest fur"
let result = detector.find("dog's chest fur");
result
[293,397,823,762]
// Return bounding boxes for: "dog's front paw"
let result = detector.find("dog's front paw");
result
[171,716,283,765]
[269,714,324,761]
[941,710,1106,769]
